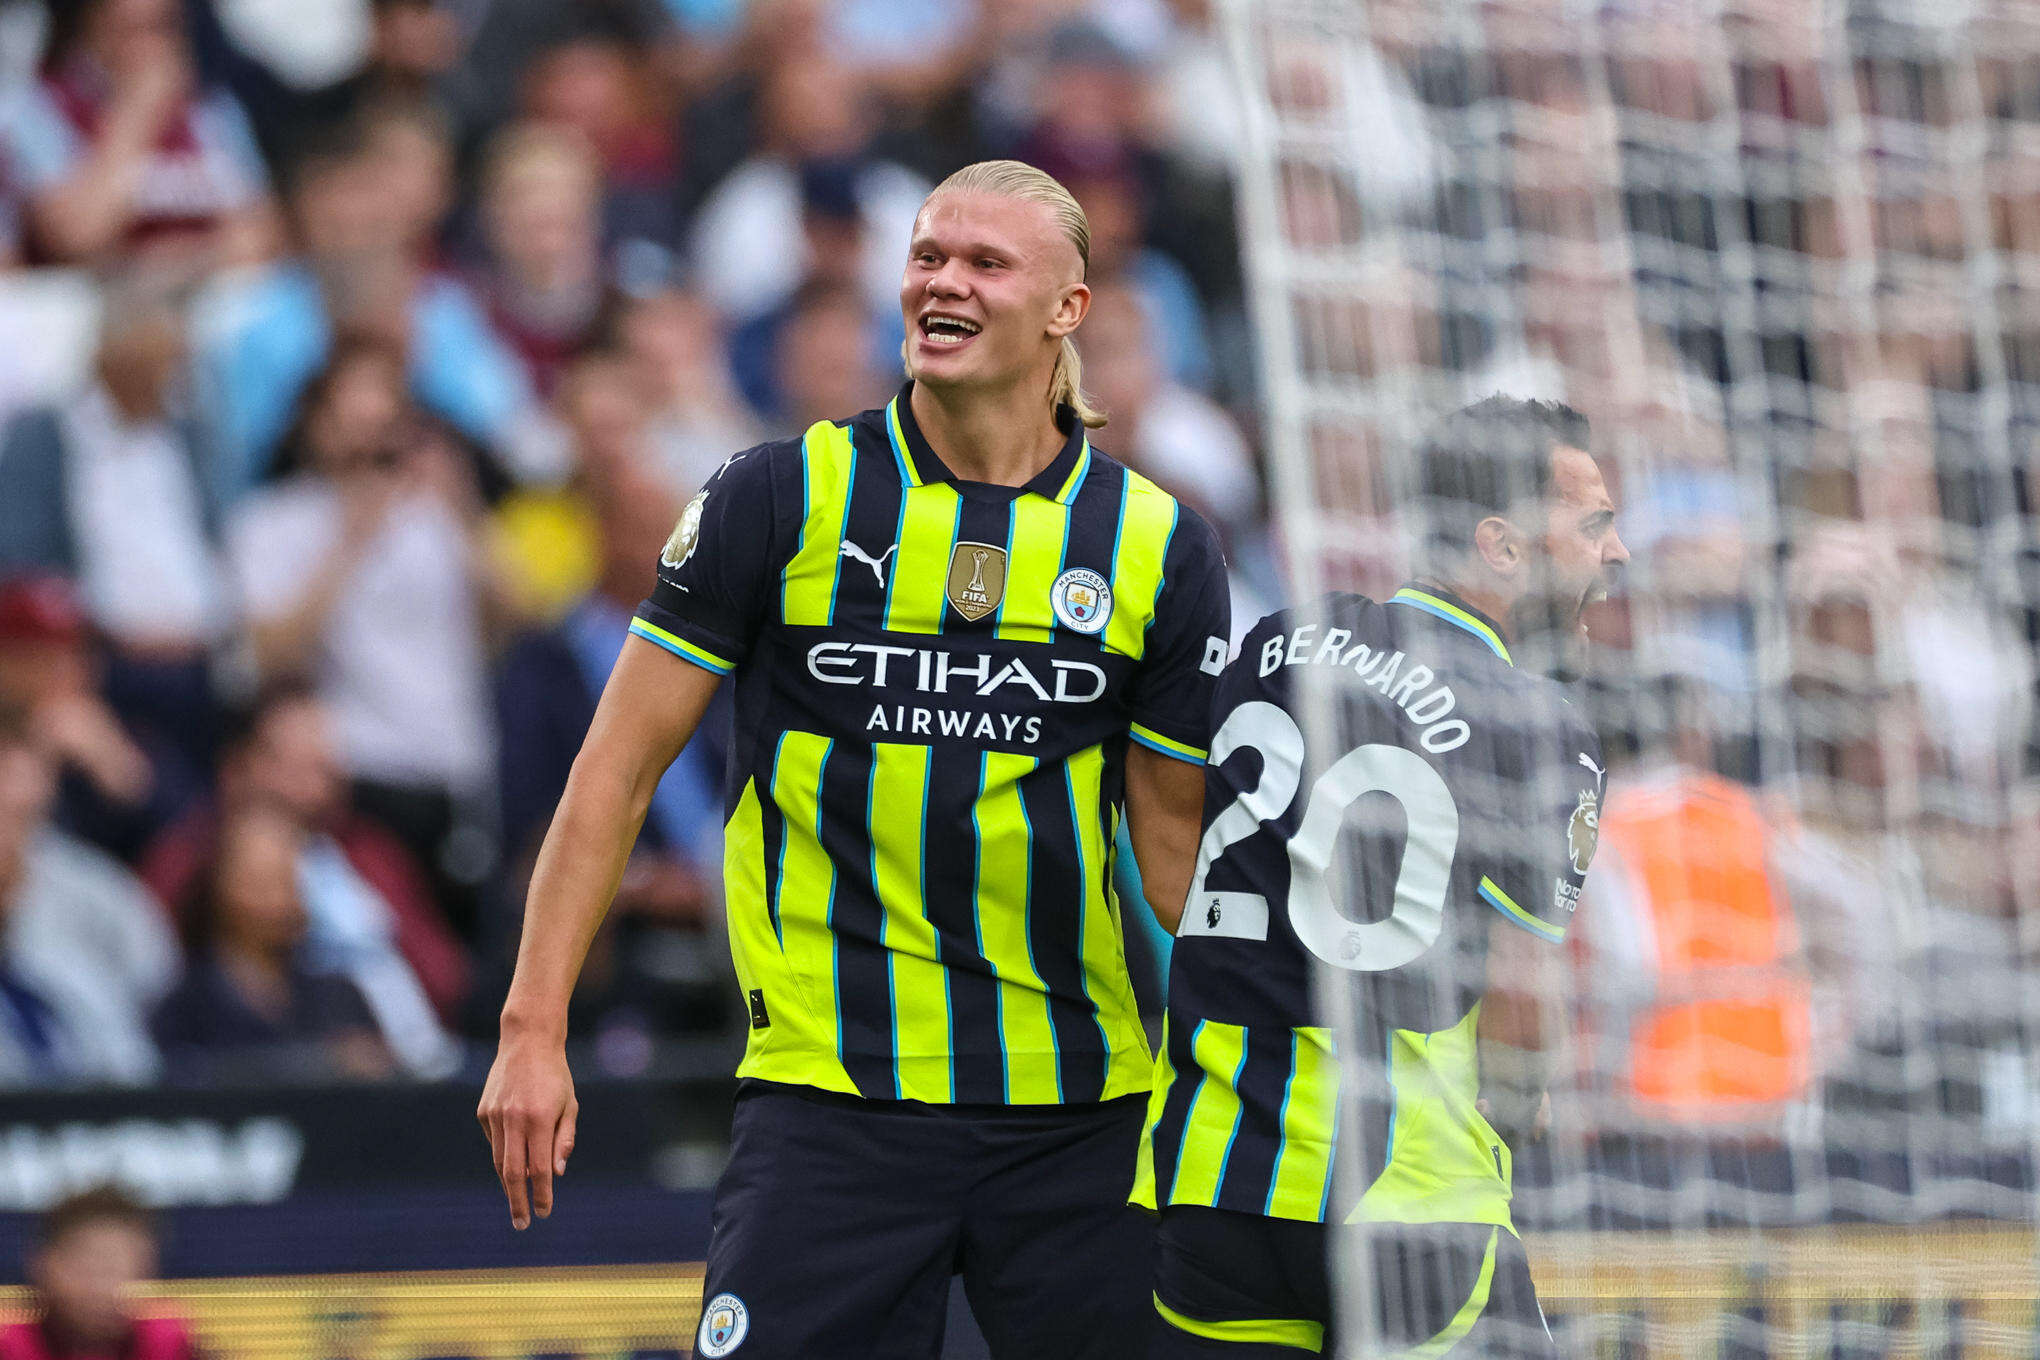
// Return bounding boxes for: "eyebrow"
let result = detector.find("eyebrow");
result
[909,233,1021,260]
[1579,508,1615,531]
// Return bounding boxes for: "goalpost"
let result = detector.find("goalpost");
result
[1216,0,2040,1354]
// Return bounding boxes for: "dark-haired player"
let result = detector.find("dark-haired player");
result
[1137,397,1628,1357]
[478,159,1229,1359]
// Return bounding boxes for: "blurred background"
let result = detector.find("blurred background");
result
[0,0,2034,1355]
[0,0,1265,1353]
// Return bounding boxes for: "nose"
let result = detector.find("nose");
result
[925,258,970,298]
[1603,527,1630,568]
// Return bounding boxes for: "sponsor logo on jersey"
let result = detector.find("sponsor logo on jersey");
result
[1567,787,1599,875]
[662,490,709,569]
[840,538,898,588]
[1051,568,1112,634]
[947,542,1007,621]
[697,1293,749,1356]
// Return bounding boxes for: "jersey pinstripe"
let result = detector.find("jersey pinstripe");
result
[631,386,1230,1105]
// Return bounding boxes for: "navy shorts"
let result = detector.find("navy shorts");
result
[693,1080,1153,1360]
[1150,1207,1556,1358]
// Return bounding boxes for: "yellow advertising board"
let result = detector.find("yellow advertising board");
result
[2,1225,2034,1359]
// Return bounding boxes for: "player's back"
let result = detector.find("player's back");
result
[1135,585,1601,1232]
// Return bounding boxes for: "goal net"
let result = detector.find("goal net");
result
[1215,0,2040,1354]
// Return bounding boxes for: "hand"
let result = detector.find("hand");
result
[1476,1091,1551,1143]
[32,693,152,805]
[476,1031,578,1230]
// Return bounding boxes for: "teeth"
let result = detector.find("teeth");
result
[923,315,980,338]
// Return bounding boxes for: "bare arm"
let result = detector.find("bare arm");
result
[1124,743,1206,935]
[477,639,722,1228]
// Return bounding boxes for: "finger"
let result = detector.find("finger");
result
[525,1120,555,1220]
[553,1102,578,1177]
[480,1109,505,1180]
[501,1132,531,1230]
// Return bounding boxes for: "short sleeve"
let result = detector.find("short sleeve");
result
[630,444,785,674]
[1125,505,1231,764]
[1475,702,1603,945]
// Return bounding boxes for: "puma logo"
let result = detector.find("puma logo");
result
[840,540,898,588]
[1578,752,1606,781]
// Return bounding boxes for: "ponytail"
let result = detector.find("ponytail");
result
[1051,336,1107,429]
[922,160,1108,429]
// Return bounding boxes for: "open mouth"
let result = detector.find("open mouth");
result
[919,313,982,346]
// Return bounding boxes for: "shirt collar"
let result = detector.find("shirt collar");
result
[1388,581,1513,667]
[885,382,1091,503]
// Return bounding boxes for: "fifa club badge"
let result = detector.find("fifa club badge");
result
[946,542,1008,622]
[697,1293,749,1357]
[1051,568,1113,635]
[1567,787,1599,875]
[662,489,709,570]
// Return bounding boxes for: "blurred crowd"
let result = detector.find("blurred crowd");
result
[0,0,1271,1090]
[1257,0,2040,1154]
[3,0,2037,1181]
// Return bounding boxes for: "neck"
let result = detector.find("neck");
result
[908,376,1066,488]
[1414,573,1515,642]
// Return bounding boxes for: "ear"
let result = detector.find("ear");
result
[1473,515,1523,578]
[1046,280,1090,340]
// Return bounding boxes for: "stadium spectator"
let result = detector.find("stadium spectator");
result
[224,341,501,940]
[686,49,928,325]
[0,574,188,861]
[0,704,175,1087]
[518,33,684,271]
[486,380,727,1050]
[261,0,469,169]
[354,96,457,262]
[141,680,467,1070]
[0,275,228,797]
[152,802,393,1083]
[618,287,763,496]
[772,280,891,433]
[2,0,274,268]
[0,1186,199,1360]
[193,118,557,498]
[1078,278,1256,542]
[468,122,622,398]
[726,155,908,419]
[458,0,679,158]
[1028,134,1212,391]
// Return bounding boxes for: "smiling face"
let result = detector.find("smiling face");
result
[900,190,1089,401]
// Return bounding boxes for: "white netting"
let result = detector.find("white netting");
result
[1218,0,2040,1353]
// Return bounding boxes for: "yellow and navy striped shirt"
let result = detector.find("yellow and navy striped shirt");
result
[632,385,1230,1105]
[1134,588,1601,1226]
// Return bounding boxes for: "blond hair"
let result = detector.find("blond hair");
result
[920,160,1106,429]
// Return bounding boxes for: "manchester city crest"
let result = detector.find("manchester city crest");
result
[1567,787,1599,875]
[662,489,709,570]
[1051,568,1113,635]
[697,1292,749,1357]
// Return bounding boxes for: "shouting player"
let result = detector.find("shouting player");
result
[1135,397,1627,1357]
[478,159,1229,1358]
